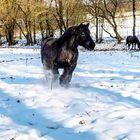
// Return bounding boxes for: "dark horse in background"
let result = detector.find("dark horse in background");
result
[126,35,140,50]
[41,23,95,87]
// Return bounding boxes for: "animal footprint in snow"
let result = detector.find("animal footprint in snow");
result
[79,120,86,125]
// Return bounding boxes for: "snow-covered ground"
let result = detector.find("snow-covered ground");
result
[0,48,140,140]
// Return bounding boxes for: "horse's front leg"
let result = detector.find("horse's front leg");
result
[134,43,136,50]
[131,43,134,50]
[59,64,76,87]
[127,43,130,50]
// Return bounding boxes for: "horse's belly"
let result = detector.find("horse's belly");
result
[54,61,71,68]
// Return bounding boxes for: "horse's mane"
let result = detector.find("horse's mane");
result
[57,26,77,44]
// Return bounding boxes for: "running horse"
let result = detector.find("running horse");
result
[41,23,95,87]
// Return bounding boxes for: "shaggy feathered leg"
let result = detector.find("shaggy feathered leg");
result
[52,67,60,81]
[59,64,76,87]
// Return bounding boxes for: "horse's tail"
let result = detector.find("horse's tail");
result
[41,37,48,63]
[41,34,53,47]
[41,35,54,63]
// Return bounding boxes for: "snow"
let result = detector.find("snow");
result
[0,47,140,140]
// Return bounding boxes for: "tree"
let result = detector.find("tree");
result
[86,0,104,43]
[16,0,47,45]
[36,1,55,39]
[86,0,123,43]
[0,0,92,46]
[16,0,36,45]
[52,0,86,35]
[0,0,20,45]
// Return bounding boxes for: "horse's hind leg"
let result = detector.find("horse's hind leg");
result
[42,60,48,79]
[133,43,136,50]
[52,67,59,81]
[131,43,134,50]
[42,60,53,82]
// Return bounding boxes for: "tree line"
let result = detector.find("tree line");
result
[0,0,139,46]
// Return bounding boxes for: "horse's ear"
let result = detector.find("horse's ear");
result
[74,23,83,34]
[79,23,83,26]
[78,23,83,28]
[86,23,89,27]
[75,23,83,32]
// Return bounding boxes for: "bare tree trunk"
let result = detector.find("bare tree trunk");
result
[5,22,15,46]
[25,21,29,45]
[16,22,26,39]
[28,20,33,45]
[58,0,64,35]
[45,19,52,37]
[98,18,104,43]
[19,30,22,39]
[0,33,2,45]
[132,0,136,36]
[33,17,36,44]
[25,19,33,45]
[95,1,100,43]
[114,29,122,43]
[54,0,65,35]
[113,22,122,43]
[95,14,99,43]
[39,21,45,40]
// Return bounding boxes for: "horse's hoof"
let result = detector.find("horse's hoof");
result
[60,83,70,88]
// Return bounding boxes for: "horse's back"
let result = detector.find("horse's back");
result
[133,36,139,43]
[126,35,139,44]
[41,37,58,63]
[41,37,55,49]
[126,36,133,44]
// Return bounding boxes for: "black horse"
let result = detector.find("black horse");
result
[41,23,95,86]
[126,35,140,50]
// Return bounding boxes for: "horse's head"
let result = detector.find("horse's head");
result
[75,23,95,50]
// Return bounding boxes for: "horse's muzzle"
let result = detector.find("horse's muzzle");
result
[85,41,95,50]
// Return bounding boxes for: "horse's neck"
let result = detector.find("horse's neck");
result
[58,35,78,50]
[67,36,78,48]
